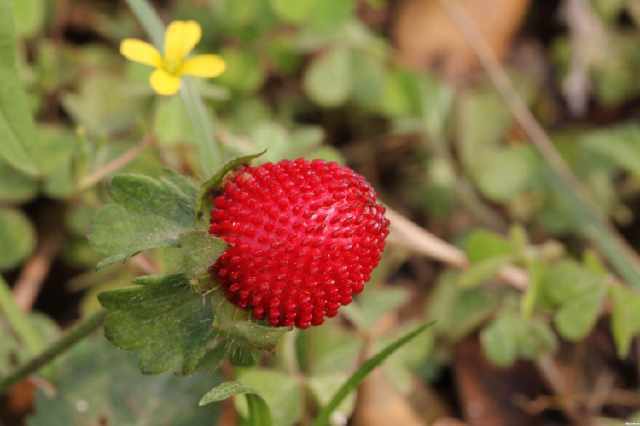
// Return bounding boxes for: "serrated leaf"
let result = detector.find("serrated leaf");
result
[196,151,266,217]
[304,47,352,107]
[610,285,640,357]
[0,207,36,270]
[0,0,40,175]
[90,172,200,268]
[98,274,215,374]
[28,337,221,426]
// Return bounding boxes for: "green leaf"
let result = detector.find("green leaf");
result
[350,50,386,111]
[0,159,37,202]
[553,285,606,341]
[196,151,266,217]
[199,380,260,403]
[474,146,539,202]
[428,273,500,342]
[480,314,518,368]
[200,379,275,426]
[0,0,40,175]
[540,260,604,306]
[311,322,434,426]
[98,274,215,374]
[342,286,409,329]
[0,207,36,270]
[270,0,315,23]
[481,310,557,367]
[153,96,194,146]
[304,47,352,107]
[28,337,221,426]
[217,47,265,93]
[235,369,300,426]
[581,124,640,177]
[12,0,45,38]
[89,172,199,268]
[307,374,356,420]
[61,73,146,139]
[458,256,514,288]
[610,285,640,357]
[464,229,515,263]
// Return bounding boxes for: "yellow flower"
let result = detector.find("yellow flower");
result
[120,20,225,96]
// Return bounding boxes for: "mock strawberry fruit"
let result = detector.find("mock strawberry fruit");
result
[209,159,389,329]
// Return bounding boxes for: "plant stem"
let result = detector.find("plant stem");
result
[181,80,222,177]
[0,275,43,356]
[0,309,107,394]
[124,0,164,46]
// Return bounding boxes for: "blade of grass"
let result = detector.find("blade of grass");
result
[124,0,223,178]
[311,321,435,426]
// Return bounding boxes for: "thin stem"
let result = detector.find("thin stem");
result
[124,0,165,47]
[0,310,107,394]
[181,80,222,177]
[0,276,43,356]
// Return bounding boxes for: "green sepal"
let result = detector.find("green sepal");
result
[196,150,267,218]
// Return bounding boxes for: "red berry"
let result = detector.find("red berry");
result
[209,159,389,329]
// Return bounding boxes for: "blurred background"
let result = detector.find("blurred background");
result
[3,0,640,425]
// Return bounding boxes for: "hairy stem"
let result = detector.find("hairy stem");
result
[0,310,107,394]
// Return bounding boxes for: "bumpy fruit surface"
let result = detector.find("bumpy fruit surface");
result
[209,159,389,328]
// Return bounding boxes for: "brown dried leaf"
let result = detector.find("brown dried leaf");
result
[393,0,530,78]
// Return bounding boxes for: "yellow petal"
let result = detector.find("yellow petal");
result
[180,54,226,78]
[120,39,162,67]
[149,69,181,96]
[164,20,202,65]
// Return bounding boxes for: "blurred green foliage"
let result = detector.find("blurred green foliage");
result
[2,0,640,424]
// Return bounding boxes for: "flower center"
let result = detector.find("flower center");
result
[163,57,182,75]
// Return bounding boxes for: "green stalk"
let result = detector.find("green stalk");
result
[0,310,107,394]
[124,0,223,178]
[0,275,42,356]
